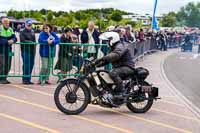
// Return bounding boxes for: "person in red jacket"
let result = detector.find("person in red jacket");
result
[138,28,145,42]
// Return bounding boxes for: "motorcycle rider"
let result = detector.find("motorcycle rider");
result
[94,32,135,96]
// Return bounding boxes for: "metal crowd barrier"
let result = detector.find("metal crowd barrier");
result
[0,40,159,82]
[52,43,110,81]
[133,39,158,61]
[0,42,41,78]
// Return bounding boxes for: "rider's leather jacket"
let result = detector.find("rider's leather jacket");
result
[96,42,135,69]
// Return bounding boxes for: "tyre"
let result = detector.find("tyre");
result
[126,81,154,113]
[54,79,90,115]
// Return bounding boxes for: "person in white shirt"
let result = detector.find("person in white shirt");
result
[81,21,100,58]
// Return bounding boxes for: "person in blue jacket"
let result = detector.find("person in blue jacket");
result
[38,24,60,84]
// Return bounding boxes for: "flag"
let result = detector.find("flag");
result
[152,0,159,30]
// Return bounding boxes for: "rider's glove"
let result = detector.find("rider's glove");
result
[94,58,102,65]
[94,58,105,67]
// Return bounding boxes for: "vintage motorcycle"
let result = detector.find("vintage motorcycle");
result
[54,58,159,115]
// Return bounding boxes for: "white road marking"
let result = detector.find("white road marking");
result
[192,54,199,59]
[179,57,186,60]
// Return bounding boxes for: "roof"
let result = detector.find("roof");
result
[18,18,41,24]
[0,17,41,24]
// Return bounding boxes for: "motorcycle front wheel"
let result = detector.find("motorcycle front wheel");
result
[54,79,90,115]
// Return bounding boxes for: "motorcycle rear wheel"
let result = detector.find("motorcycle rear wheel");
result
[126,81,154,113]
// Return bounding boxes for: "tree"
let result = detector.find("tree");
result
[15,12,23,19]
[33,12,43,22]
[52,15,73,27]
[54,11,64,17]
[78,20,88,29]
[96,19,108,30]
[5,8,130,29]
[74,12,87,21]
[161,12,177,27]
[40,9,47,15]
[47,11,53,23]
[176,2,200,27]
[110,10,122,22]
[135,20,143,29]
[126,21,137,28]
[7,9,15,17]
[8,10,23,19]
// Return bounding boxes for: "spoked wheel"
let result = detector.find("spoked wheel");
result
[126,81,153,113]
[54,79,90,115]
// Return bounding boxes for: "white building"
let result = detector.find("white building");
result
[122,14,162,26]
[0,12,7,17]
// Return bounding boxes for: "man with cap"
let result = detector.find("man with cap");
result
[19,19,36,84]
[0,17,17,84]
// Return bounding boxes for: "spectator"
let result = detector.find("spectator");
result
[157,30,167,51]
[38,24,60,84]
[146,29,153,40]
[95,26,100,33]
[71,34,83,73]
[119,28,128,44]
[21,23,25,29]
[125,25,136,43]
[167,30,175,48]
[138,28,145,42]
[19,19,36,85]
[195,31,199,45]
[73,25,80,42]
[16,24,22,33]
[0,18,17,84]
[183,32,193,52]
[81,21,99,58]
[197,31,200,54]
[146,29,156,50]
[55,28,80,76]
[175,31,181,47]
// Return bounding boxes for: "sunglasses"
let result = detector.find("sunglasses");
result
[43,27,48,30]
[27,24,32,27]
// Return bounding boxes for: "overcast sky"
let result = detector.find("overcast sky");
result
[0,0,200,15]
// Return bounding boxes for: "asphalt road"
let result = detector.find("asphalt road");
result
[1,48,200,133]
[164,50,200,110]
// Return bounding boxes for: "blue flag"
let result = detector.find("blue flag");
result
[152,0,159,30]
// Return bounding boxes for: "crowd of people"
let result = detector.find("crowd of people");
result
[0,17,199,85]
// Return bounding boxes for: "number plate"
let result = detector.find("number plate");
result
[141,86,152,93]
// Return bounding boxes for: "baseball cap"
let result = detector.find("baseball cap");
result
[25,19,33,25]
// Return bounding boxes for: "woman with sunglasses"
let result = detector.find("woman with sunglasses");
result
[38,24,60,84]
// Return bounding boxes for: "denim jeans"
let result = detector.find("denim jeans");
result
[21,51,35,82]
[39,57,53,82]
[0,54,12,81]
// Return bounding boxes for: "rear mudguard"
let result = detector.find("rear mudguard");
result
[135,80,159,99]
[152,87,159,98]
